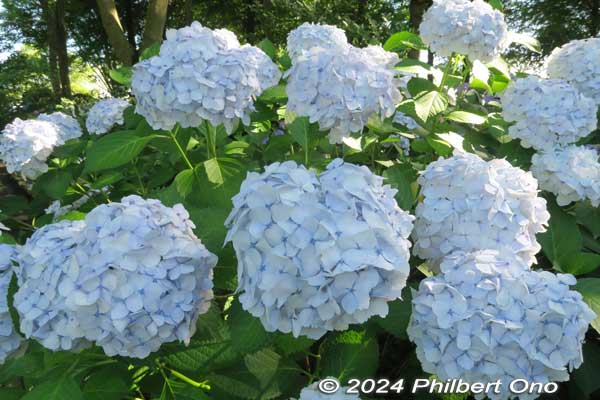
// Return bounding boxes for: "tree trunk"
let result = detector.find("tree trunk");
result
[41,0,61,99]
[140,0,169,52]
[56,0,71,98]
[123,0,139,60]
[409,0,432,59]
[96,0,135,66]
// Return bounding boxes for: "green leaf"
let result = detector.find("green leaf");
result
[445,111,487,125]
[470,60,492,91]
[395,59,437,76]
[244,348,280,387]
[175,169,196,199]
[187,207,230,255]
[21,370,83,400]
[204,158,225,185]
[274,333,314,355]
[288,116,313,149]
[384,31,426,51]
[575,278,600,333]
[208,372,261,399]
[509,32,541,53]
[373,285,413,339]
[383,163,417,210]
[259,84,287,102]
[570,343,600,398]
[563,253,600,275]
[84,131,156,173]
[320,330,379,381]
[407,78,436,97]
[257,39,277,60]
[413,91,448,122]
[576,203,600,239]
[426,134,452,156]
[488,0,504,10]
[140,43,161,60]
[538,200,583,271]
[228,300,270,353]
[0,388,25,400]
[109,66,133,86]
[82,367,130,400]
[34,169,73,199]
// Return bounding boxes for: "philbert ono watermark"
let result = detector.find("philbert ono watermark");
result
[318,377,559,396]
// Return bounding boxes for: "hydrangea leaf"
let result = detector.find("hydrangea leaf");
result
[575,278,600,333]
[508,32,541,53]
[228,300,270,353]
[82,367,130,400]
[320,329,379,381]
[570,343,600,398]
[84,131,157,173]
[384,31,426,51]
[21,369,83,400]
[109,66,133,87]
[32,169,73,200]
[174,169,196,199]
[373,285,413,339]
[445,111,487,125]
[414,91,448,122]
[538,200,583,271]
[383,163,417,210]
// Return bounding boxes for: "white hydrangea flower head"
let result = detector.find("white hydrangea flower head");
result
[296,379,361,399]
[413,151,549,268]
[407,250,596,400]
[71,195,217,358]
[287,23,348,61]
[500,76,597,151]
[0,244,23,364]
[38,112,83,143]
[531,145,600,207]
[546,37,600,105]
[286,44,402,144]
[14,220,91,352]
[0,118,61,179]
[0,212,8,234]
[225,159,414,339]
[86,98,130,135]
[131,21,281,133]
[420,0,510,62]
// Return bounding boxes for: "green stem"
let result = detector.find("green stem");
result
[438,52,458,91]
[168,368,210,390]
[170,126,194,170]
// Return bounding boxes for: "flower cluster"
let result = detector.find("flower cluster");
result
[286,22,348,61]
[14,196,217,358]
[531,145,600,207]
[393,111,419,131]
[14,220,90,352]
[0,244,23,364]
[500,76,597,151]
[412,151,549,268]
[285,24,402,144]
[297,379,361,399]
[38,112,83,143]
[420,0,509,62]
[0,118,62,179]
[131,21,281,133]
[86,98,130,135]
[546,38,600,105]
[225,159,414,339]
[408,250,596,400]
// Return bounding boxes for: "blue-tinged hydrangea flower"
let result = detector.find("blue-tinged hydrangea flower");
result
[413,152,549,268]
[296,379,361,399]
[86,98,130,135]
[0,118,61,179]
[225,159,414,339]
[15,197,217,358]
[14,220,91,352]
[393,111,419,131]
[546,38,600,105]
[70,195,217,358]
[285,42,402,144]
[131,21,281,133]
[420,0,509,62]
[0,244,23,364]
[287,23,348,62]
[407,250,596,400]
[500,76,597,151]
[38,112,83,143]
[531,145,600,207]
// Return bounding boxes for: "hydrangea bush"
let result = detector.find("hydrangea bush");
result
[0,5,599,400]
